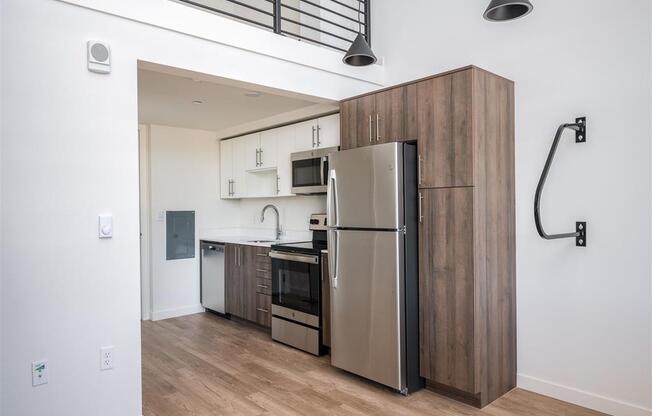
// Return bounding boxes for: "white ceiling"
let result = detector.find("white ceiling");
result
[138,69,332,132]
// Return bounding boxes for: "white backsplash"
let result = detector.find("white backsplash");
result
[200,195,326,241]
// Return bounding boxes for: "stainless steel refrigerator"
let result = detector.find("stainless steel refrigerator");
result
[327,142,422,394]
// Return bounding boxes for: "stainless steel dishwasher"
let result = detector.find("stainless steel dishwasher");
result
[200,241,225,314]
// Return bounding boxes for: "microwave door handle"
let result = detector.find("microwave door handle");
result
[320,157,325,186]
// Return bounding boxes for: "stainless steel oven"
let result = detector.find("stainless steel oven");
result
[269,214,327,356]
[290,147,338,194]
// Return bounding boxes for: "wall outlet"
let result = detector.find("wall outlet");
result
[100,346,114,371]
[32,360,48,386]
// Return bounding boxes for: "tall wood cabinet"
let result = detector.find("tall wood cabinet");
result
[339,66,515,408]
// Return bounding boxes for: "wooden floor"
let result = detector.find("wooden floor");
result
[142,313,604,416]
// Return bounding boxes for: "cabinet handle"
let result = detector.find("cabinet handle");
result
[256,148,261,166]
[256,269,268,273]
[312,126,316,148]
[232,180,236,197]
[418,155,423,185]
[260,148,263,166]
[368,115,372,143]
[316,125,321,147]
[418,192,424,223]
[376,114,380,142]
[257,284,269,289]
[256,307,269,313]
[256,253,269,257]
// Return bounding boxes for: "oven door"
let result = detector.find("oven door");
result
[270,250,320,317]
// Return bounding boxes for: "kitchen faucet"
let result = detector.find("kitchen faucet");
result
[261,204,282,240]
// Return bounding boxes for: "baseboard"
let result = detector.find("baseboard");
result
[518,374,652,416]
[151,304,205,321]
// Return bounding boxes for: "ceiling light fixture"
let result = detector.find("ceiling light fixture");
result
[245,91,262,98]
[192,100,203,105]
[343,2,376,66]
[483,0,534,22]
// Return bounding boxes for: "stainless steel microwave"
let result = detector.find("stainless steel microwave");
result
[290,147,338,194]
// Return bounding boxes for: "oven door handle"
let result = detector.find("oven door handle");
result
[269,251,319,264]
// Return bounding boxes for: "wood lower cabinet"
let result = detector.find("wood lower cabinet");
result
[224,243,243,318]
[341,66,515,408]
[419,188,475,393]
[225,244,272,329]
[254,247,272,328]
[321,252,330,348]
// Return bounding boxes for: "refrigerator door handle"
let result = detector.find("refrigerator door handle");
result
[329,229,338,289]
[327,169,338,227]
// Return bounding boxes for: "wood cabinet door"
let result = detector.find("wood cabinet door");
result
[419,188,476,394]
[355,94,376,148]
[241,244,258,322]
[224,244,242,317]
[417,70,473,188]
[375,87,407,144]
[339,99,357,150]
[321,253,331,347]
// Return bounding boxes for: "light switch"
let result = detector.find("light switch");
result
[32,360,48,386]
[99,215,113,239]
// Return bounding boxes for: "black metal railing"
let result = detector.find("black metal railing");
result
[176,0,370,53]
[534,117,588,247]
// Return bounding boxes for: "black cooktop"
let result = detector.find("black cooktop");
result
[272,230,327,255]
[272,240,327,254]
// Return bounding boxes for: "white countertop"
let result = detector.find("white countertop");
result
[200,235,308,248]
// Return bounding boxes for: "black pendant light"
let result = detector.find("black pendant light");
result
[483,0,534,22]
[343,2,376,66]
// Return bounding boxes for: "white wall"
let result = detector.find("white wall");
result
[147,125,241,320]
[0,0,380,415]
[372,2,652,415]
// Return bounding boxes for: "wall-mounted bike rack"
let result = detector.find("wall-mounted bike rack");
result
[534,117,587,247]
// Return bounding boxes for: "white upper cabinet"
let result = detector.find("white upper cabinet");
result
[219,139,233,199]
[294,114,340,152]
[246,131,277,171]
[221,137,248,199]
[231,136,248,198]
[245,133,261,171]
[220,114,339,200]
[259,129,278,170]
[294,120,317,152]
[316,114,340,149]
[275,125,296,197]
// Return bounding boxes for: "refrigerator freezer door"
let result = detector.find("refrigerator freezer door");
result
[330,229,405,391]
[328,143,403,229]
